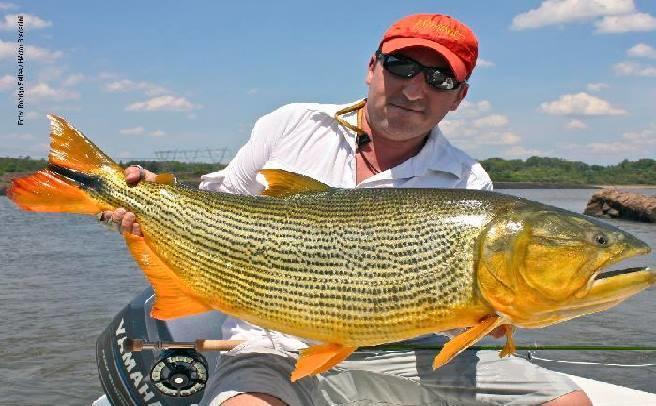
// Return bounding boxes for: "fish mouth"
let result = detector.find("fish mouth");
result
[559,265,655,322]
[594,266,652,280]
[589,240,652,283]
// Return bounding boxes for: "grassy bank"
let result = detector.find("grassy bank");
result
[2,156,655,195]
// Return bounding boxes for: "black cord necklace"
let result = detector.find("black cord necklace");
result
[334,99,380,174]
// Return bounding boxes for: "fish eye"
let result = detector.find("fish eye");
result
[593,233,609,247]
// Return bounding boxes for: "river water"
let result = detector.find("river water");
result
[0,189,654,404]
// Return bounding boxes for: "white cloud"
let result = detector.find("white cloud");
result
[441,100,520,148]
[473,114,509,128]
[126,95,200,112]
[0,3,17,10]
[564,124,656,158]
[0,13,52,31]
[0,74,14,91]
[452,100,491,119]
[104,79,169,96]
[511,0,635,30]
[613,61,656,76]
[0,39,14,59]
[0,39,62,62]
[120,126,166,137]
[62,74,85,87]
[247,88,258,95]
[25,111,41,120]
[586,82,608,92]
[540,92,626,115]
[566,119,588,129]
[120,127,145,135]
[26,44,63,62]
[595,12,656,32]
[621,124,656,144]
[627,43,656,59]
[477,59,495,68]
[26,82,79,102]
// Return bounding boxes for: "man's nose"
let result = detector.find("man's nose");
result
[401,73,427,101]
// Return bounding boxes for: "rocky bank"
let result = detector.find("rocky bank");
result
[584,188,656,223]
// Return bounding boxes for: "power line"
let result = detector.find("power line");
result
[116,148,232,164]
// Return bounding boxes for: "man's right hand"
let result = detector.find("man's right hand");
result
[99,165,157,236]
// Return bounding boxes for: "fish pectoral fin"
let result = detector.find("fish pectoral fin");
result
[258,169,332,198]
[433,315,504,369]
[499,324,516,358]
[124,233,212,320]
[290,343,356,382]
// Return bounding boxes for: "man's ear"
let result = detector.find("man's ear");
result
[449,83,469,111]
[365,55,376,85]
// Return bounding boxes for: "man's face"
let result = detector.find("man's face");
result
[365,47,468,142]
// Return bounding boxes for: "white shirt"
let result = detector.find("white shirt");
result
[199,100,493,350]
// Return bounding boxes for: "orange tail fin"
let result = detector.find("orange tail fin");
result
[8,169,104,214]
[7,114,120,214]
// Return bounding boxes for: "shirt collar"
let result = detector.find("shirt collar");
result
[413,127,464,179]
[334,100,463,180]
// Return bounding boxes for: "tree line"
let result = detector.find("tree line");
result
[2,156,655,185]
[480,157,656,185]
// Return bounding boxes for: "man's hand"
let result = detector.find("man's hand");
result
[99,165,157,236]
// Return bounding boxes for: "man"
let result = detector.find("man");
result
[107,13,591,406]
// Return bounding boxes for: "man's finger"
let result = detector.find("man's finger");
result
[111,208,127,224]
[131,222,143,237]
[121,212,136,234]
[124,166,143,185]
[100,210,113,222]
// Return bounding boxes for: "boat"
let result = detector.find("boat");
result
[93,288,656,406]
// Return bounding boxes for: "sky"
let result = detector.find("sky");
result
[0,0,655,165]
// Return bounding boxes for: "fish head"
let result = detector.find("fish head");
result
[477,202,653,328]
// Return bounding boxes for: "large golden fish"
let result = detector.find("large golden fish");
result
[8,115,655,381]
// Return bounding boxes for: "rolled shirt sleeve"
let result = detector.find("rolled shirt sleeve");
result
[199,105,296,195]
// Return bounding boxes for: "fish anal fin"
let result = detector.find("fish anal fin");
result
[433,315,504,369]
[499,324,516,358]
[258,169,331,198]
[290,343,356,382]
[7,170,104,214]
[124,233,212,319]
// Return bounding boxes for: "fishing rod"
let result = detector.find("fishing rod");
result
[126,339,656,353]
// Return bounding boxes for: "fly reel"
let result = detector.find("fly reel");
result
[150,350,208,397]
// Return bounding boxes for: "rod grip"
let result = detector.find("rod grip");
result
[195,339,243,351]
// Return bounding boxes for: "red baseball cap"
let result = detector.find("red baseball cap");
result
[379,14,478,82]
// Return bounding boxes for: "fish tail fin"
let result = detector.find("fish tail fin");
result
[7,114,120,214]
[7,169,104,214]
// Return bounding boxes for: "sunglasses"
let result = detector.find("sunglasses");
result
[375,50,462,91]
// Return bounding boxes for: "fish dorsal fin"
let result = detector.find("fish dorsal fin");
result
[124,233,212,319]
[258,169,331,198]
